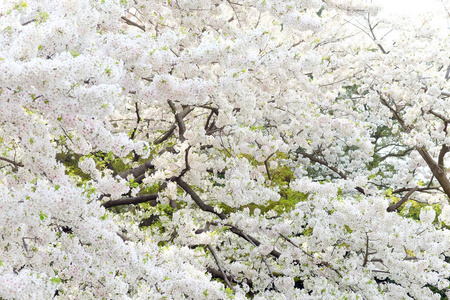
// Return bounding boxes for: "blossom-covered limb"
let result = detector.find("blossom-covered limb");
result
[102,194,158,209]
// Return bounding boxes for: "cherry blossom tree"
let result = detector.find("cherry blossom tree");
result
[1,0,450,298]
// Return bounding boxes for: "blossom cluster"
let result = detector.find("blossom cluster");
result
[2,0,450,299]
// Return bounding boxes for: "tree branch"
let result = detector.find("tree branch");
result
[297,150,365,194]
[121,16,145,31]
[176,179,227,219]
[429,109,450,123]
[392,186,440,194]
[378,147,414,162]
[153,125,177,145]
[178,146,191,178]
[155,105,194,144]
[377,88,450,198]
[438,144,450,171]
[168,100,190,142]
[22,19,36,26]
[367,13,388,54]
[416,147,450,198]
[279,233,343,278]
[206,245,235,292]
[362,232,370,267]
[225,223,282,258]
[264,153,275,181]
[0,157,23,168]
[130,102,141,140]
[386,186,419,212]
[206,267,254,290]
[298,151,347,179]
[102,194,158,208]
[118,160,154,181]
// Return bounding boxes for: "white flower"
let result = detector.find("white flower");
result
[419,207,436,224]
[439,206,450,224]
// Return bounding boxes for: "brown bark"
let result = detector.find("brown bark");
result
[103,194,158,208]
[416,146,450,198]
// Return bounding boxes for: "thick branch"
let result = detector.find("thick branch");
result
[153,125,176,145]
[0,157,23,168]
[178,146,191,178]
[102,194,158,209]
[387,186,419,212]
[206,267,253,289]
[378,92,450,197]
[441,91,450,97]
[176,179,227,219]
[168,100,190,142]
[118,160,154,181]
[438,144,450,170]
[117,232,131,242]
[154,105,194,144]
[429,109,450,123]
[416,147,450,198]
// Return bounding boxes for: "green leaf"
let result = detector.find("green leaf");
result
[225,287,234,299]
[39,211,48,221]
[50,277,61,284]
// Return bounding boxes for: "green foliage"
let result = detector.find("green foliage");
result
[225,287,234,299]
[7,1,27,15]
[69,50,80,58]
[35,11,49,24]
[400,200,440,222]
[50,277,61,284]
[56,153,87,180]
[215,152,308,215]
[302,227,313,236]
[425,284,448,300]
[39,211,47,221]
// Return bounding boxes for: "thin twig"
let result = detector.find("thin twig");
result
[22,19,36,26]
[121,16,145,31]
[207,245,235,292]
[130,102,141,140]
[279,234,343,278]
